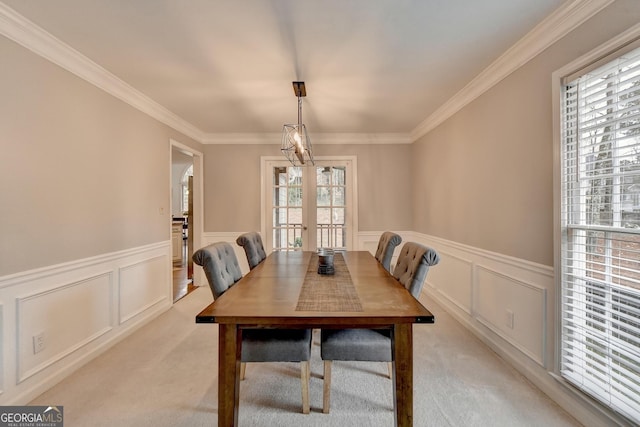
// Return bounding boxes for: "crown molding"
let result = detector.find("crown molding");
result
[410,0,616,142]
[201,132,411,145]
[201,133,281,145]
[0,4,409,147]
[314,133,411,145]
[0,2,205,142]
[1,0,615,146]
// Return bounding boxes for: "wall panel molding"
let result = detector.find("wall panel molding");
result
[118,255,169,324]
[427,250,473,316]
[16,272,114,382]
[0,241,172,405]
[407,231,551,365]
[358,230,551,366]
[475,264,547,366]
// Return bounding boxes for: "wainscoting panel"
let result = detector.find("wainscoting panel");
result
[0,241,172,405]
[475,265,546,365]
[118,255,169,324]
[17,272,113,382]
[357,231,553,369]
[426,251,473,315]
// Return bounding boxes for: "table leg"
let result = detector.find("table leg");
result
[392,323,413,427]
[218,324,241,427]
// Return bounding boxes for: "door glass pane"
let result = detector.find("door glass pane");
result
[317,187,331,206]
[317,167,331,185]
[289,187,303,206]
[333,167,345,185]
[273,187,286,206]
[271,165,304,251]
[317,208,331,225]
[273,166,288,185]
[288,227,303,249]
[289,207,302,225]
[333,187,345,206]
[289,167,302,185]
[316,166,347,250]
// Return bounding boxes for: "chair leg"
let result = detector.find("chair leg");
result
[300,361,310,414]
[388,362,393,379]
[241,362,246,380]
[323,360,332,414]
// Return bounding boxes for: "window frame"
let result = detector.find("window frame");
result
[553,24,640,425]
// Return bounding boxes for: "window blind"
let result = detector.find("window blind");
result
[560,45,640,423]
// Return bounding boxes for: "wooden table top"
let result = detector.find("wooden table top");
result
[195,251,434,327]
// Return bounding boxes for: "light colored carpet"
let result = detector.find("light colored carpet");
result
[29,287,581,426]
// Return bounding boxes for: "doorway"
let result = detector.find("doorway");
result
[170,140,203,302]
[262,157,357,252]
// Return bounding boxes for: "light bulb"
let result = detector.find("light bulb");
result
[293,130,304,153]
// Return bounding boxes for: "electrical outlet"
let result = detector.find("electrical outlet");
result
[33,332,46,354]
[506,310,514,329]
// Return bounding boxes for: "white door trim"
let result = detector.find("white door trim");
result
[169,139,204,289]
[260,156,358,252]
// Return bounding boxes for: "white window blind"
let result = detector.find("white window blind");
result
[560,44,640,423]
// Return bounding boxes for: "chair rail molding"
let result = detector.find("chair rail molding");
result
[0,241,172,405]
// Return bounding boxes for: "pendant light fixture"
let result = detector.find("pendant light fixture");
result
[281,81,314,166]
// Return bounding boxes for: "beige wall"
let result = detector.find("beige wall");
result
[5,0,638,272]
[412,0,640,266]
[0,36,201,276]
[0,30,411,275]
[202,143,413,232]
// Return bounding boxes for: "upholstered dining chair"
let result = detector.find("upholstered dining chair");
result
[374,231,402,272]
[236,231,267,270]
[192,242,312,414]
[320,241,440,413]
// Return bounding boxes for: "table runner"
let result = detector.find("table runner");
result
[295,252,363,312]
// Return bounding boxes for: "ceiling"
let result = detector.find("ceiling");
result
[2,0,567,140]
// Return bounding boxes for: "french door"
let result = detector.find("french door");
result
[262,157,356,252]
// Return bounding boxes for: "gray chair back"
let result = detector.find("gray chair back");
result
[392,242,440,298]
[192,242,243,299]
[236,232,267,270]
[374,231,402,272]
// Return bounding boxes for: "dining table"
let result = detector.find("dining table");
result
[195,250,435,427]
